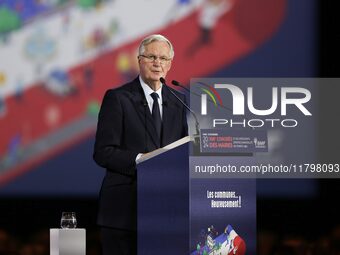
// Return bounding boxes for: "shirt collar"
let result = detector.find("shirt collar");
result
[139,76,162,98]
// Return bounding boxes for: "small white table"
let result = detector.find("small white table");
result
[50,229,86,255]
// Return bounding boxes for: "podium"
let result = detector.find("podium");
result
[50,229,86,255]
[137,136,190,255]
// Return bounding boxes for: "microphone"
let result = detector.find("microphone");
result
[142,99,148,107]
[172,80,190,94]
[160,77,200,140]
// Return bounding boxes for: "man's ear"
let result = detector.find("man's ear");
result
[167,61,172,71]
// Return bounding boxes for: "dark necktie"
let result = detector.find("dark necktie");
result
[150,92,162,139]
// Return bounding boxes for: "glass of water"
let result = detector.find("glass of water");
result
[60,212,77,229]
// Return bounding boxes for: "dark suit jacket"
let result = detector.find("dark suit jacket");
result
[93,77,188,230]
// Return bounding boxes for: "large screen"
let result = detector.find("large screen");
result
[0,0,318,196]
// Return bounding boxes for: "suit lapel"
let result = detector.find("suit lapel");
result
[129,78,160,148]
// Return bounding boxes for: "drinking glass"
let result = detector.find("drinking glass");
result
[60,212,77,229]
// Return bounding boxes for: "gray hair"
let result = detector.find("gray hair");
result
[138,34,174,59]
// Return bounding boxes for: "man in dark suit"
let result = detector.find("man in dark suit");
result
[93,34,188,255]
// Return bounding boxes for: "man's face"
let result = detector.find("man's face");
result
[138,41,172,88]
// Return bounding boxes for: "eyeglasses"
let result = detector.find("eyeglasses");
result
[139,54,172,64]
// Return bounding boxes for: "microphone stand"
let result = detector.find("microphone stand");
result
[160,77,200,146]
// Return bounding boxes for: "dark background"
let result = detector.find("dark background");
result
[257,1,340,254]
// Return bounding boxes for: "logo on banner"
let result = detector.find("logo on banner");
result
[253,137,266,149]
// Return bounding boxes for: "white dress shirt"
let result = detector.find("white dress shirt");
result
[139,76,163,119]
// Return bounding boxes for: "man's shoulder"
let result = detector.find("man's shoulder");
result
[105,77,140,97]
